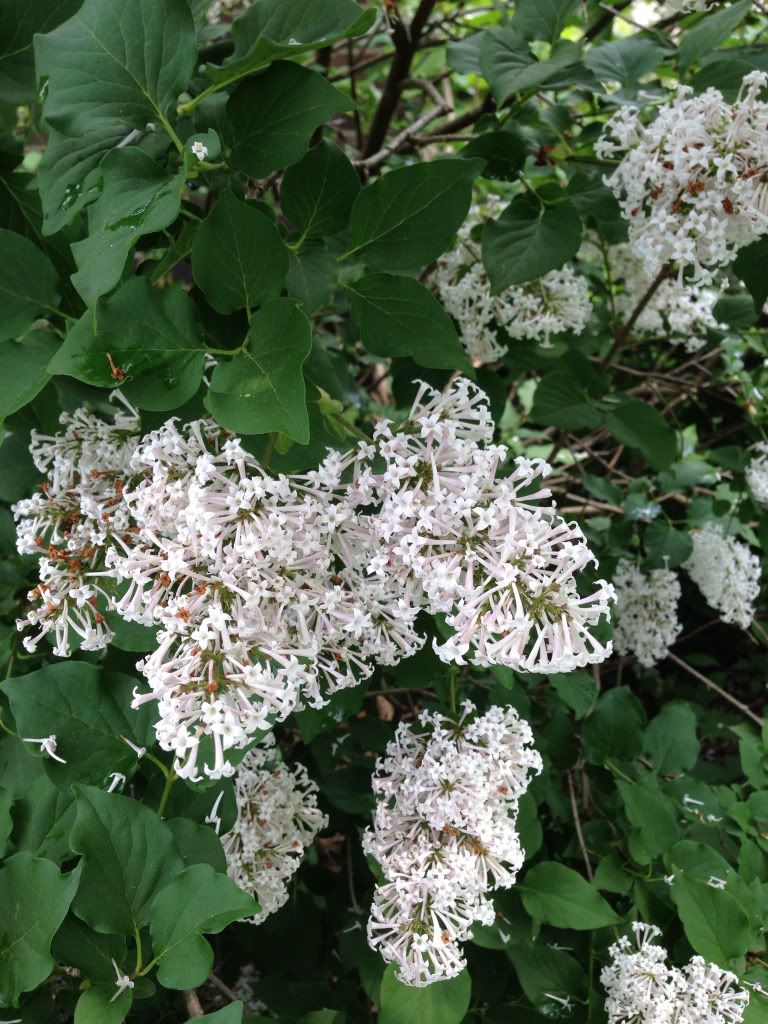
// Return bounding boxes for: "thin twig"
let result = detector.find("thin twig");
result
[184,990,205,1017]
[667,652,763,727]
[209,974,241,1004]
[567,771,593,881]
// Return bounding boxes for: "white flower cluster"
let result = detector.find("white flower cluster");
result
[597,72,768,283]
[746,443,768,506]
[432,195,591,363]
[684,522,761,629]
[601,922,749,1024]
[206,0,250,26]
[363,702,542,987]
[13,400,140,657]
[609,243,723,352]
[222,734,327,925]
[665,0,718,10]
[612,560,682,668]
[15,379,614,780]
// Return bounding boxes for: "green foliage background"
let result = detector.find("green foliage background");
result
[0,0,767,1021]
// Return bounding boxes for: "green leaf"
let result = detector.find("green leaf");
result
[672,875,752,966]
[644,703,699,773]
[519,862,620,929]
[149,864,256,989]
[585,37,668,86]
[52,916,127,986]
[347,158,484,270]
[74,986,132,1024]
[530,372,603,430]
[479,29,582,105]
[35,0,196,135]
[549,670,598,719]
[205,0,375,88]
[1,663,154,789]
[582,687,645,765]
[644,520,693,569]
[482,194,582,292]
[460,130,528,181]
[617,778,680,859]
[49,278,206,411]
[0,853,79,1006]
[228,62,354,179]
[206,298,312,442]
[507,945,587,1011]
[38,123,125,236]
[348,274,470,371]
[0,0,81,103]
[0,331,59,422]
[378,964,471,1024]
[70,785,184,936]
[0,228,59,340]
[71,148,186,306]
[282,140,361,242]
[512,0,579,43]
[286,243,339,314]
[606,399,676,471]
[12,775,76,864]
[678,0,752,70]
[735,237,768,311]
[167,818,227,873]
[184,1004,244,1024]
[191,190,289,314]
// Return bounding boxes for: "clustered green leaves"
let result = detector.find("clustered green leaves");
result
[0,0,767,1022]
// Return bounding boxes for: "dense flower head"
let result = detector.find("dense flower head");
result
[601,921,749,1024]
[363,702,542,986]
[432,195,591,363]
[608,243,723,352]
[684,522,761,629]
[222,734,327,924]
[746,442,768,506]
[612,560,682,667]
[596,72,768,283]
[14,379,614,781]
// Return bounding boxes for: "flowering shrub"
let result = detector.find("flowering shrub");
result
[0,1,767,1023]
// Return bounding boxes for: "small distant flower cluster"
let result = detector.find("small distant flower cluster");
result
[14,379,614,780]
[684,522,761,629]
[363,702,542,986]
[597,72,768,284]
[432,195,591,363]
[665,0,718,10]
[609,243,723,352]
[601,922,749,1024]
[747,443,768,505]
[222,734,327,925]
[612,561,682,667]
[206,0,250,26]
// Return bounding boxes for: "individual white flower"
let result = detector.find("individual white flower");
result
[746,442,768,505]
[684,523,761,629]
[363,702,542,987]
[190,140,208,161]
[601,921,749,1024]
[432,194,592,363]
[612,560,682,667]
[109,959,134,1003]
[597,72,768,284]
[222,734,327,924]
[22,735,66,763]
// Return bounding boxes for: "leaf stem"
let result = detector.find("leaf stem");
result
[156,771,177,817]
[132,924,144,977]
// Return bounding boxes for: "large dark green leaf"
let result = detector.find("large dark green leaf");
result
[347,159,484,271]
[606,399,676,471]
[205,0,375,88]
[530,372,603,430]
[734,236,768,310]
[582,687,645,765]
[672,876,752,966]
[617,778,680,859]
[191,190,289,314]
[149,864,257,988]
[0,0,81,104]
[0,853,80,1006]
[282,140,361,242]
[71,148,186,305]
[34,0,196,135]
[0,228,59,340]
[508,945,587,1011]
[678,0,752,70]
[644,703,700,774]
[479,29,582,104]
[519,862,620,929]
[482,194,582,292]
[512,0,579,43]
[378,964,471,1024]
[286,243,339,314]
[585,37,668,87]
[0,331,59,423]
[348,273,470,371]
[70,785,184,936]
[228,62,354,179]
[184,1004,244,1024]
[206,298,312,442]
[1,663,154,789]
[49,278,206,411]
